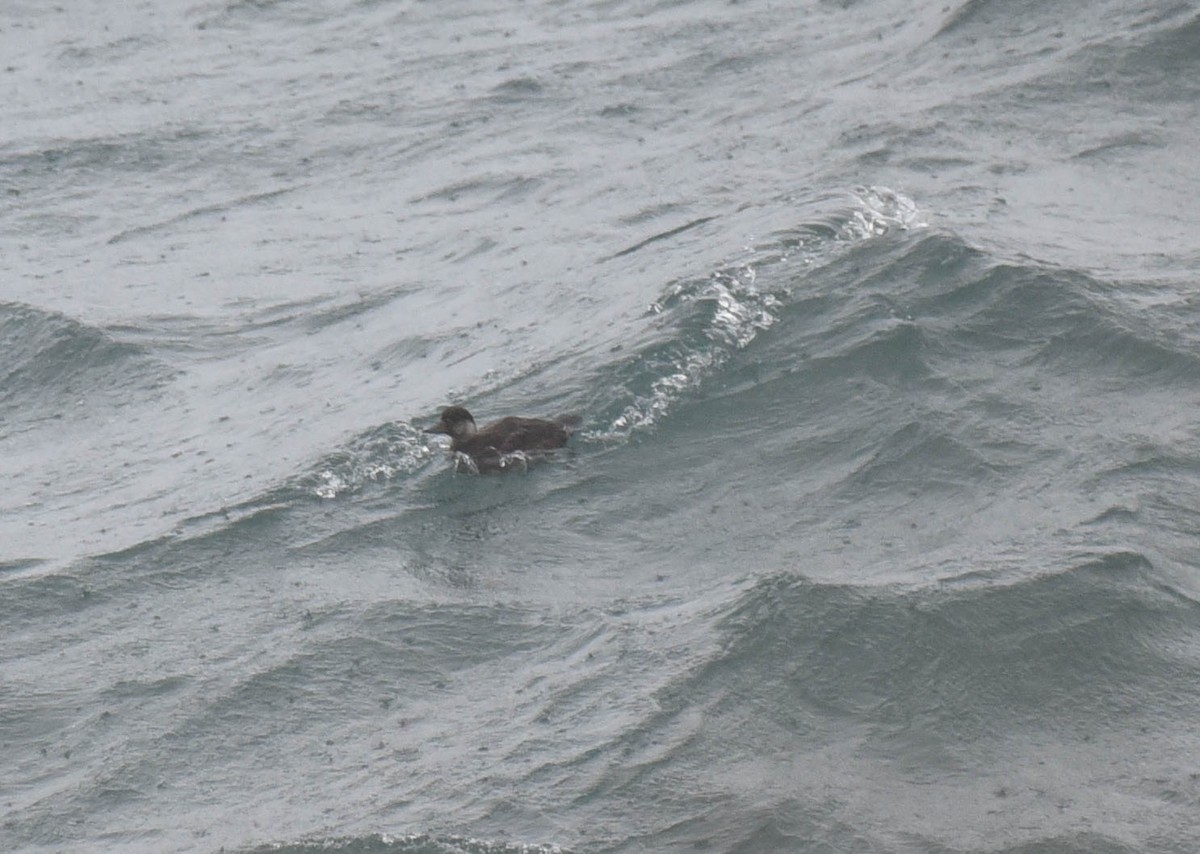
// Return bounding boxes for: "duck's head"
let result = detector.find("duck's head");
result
[424,406,477,440]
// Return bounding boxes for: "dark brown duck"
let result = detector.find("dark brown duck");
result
[423,405,580,473]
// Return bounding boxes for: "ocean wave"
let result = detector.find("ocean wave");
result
[1099,8,1200,101]
[707,553,1199,735]
[839,417,998,491]
[285,188,928,498]
[242,834,568,854]
[0,301,170,426]
[758,225,1200,396]
[587,186,924,439]
[305,421,435,499]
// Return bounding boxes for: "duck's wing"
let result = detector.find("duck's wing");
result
[553,413,583,433]
[484,417,568,453]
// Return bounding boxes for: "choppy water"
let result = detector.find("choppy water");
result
[4,1,1200,852]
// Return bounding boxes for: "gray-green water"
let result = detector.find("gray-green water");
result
[4,1,1200,852]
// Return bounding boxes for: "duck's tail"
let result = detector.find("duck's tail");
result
[553,413,583,435]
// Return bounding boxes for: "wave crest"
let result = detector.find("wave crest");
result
[594,187,923,438]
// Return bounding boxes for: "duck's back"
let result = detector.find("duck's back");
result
[475,416,572,453]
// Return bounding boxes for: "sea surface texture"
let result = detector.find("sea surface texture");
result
[3,1,1200,852]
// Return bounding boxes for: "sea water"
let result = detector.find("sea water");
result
[3,1,1200,852]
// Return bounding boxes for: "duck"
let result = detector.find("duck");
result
[423,405,581,473]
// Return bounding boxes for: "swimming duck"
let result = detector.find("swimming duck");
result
[423,405,580,473]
